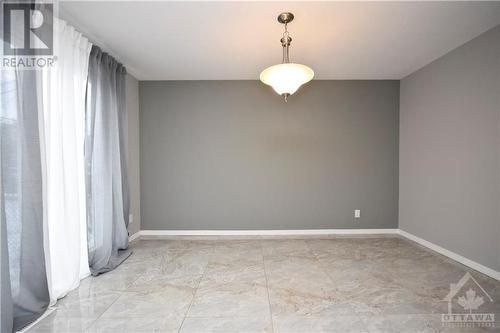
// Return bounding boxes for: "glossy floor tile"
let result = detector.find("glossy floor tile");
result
[27,236,500,332]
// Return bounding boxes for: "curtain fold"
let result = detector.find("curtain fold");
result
[1,67,50,332]
[85,46,130,275]
[0,205,13,333]
[40,18,92,304]
[1,4,50,331]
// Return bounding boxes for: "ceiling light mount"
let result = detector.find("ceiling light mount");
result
[277,12,294,24]
[260,12,314,101]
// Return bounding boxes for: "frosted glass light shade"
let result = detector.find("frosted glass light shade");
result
[260,63,314,96]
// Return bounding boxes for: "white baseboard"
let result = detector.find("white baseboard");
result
[140,228,399,236]
[18,307,55,333]
[129,228,500,281]
[398,229,500,281]
[128,231,141,242]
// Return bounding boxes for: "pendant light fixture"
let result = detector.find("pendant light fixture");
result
[260,12,314,101]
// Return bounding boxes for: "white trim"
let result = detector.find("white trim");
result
[140,229,399,236]
[128,231,141,242]
[132,228,500,281]
[17,307,55,333]
[398,229,500,281]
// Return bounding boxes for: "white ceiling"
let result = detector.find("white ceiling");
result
[59,1,500,80]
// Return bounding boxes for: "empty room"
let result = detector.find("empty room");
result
[1,1,500,332]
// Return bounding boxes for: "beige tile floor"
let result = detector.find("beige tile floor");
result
[27,236,500,332]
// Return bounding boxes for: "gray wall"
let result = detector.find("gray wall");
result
[399,25,500,270]
[126,73,141,236]
[140,80,399,230]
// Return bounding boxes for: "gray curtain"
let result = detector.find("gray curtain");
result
[85,46,131,276]
[0,67,50,331]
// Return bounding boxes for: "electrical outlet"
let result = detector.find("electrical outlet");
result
[354,209,361,219]
[129,214,134,224]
